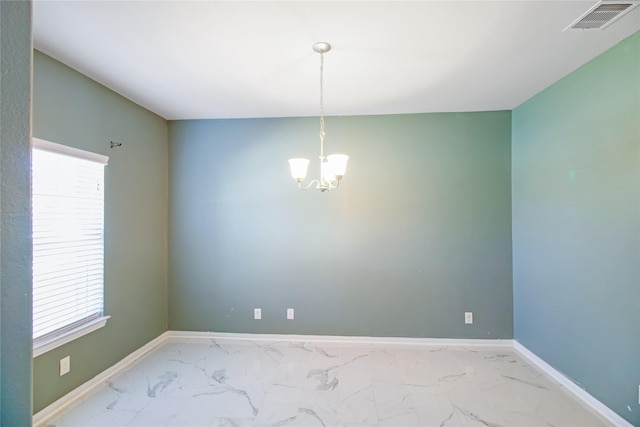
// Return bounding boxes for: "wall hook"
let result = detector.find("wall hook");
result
[110,141,122,149]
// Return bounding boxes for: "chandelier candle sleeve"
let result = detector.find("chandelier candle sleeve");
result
[288,42,349,192]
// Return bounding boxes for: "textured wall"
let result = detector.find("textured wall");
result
[512,31,640,425]
[168,112,513,339]
[32,51,169,413]
[0,1,33,425]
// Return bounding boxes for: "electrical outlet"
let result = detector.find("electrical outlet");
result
[465,312,473,324]
[287,308,294,320]
[254,308,261,320]
[60,356,70,376]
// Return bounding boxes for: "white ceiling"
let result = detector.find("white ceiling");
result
[33,1,640,120]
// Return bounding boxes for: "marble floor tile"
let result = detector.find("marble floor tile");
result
[45,339,614,427]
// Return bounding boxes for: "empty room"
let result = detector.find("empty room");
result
[0,1,639,426]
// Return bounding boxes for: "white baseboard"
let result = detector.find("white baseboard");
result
[166,330,514,347]
[32,331,631,427]
[32,331,170,427]
[513,341,632,427]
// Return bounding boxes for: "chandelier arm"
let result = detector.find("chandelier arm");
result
[298,180,320,190]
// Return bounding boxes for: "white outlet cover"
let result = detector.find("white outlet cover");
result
[287,308,294,320]
[465,312,473,324]
[254,308,261,320]
[60,356,70,376]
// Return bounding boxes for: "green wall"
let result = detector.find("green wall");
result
[168,112,513,339]
[512,31,640,425]
[31,51,169,413]
[0,1,33,424]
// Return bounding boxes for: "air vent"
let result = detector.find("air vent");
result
[564,1,640,31]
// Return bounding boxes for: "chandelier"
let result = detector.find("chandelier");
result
[288,42,349,192]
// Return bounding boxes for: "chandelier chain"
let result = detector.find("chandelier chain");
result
[319,51,325,157]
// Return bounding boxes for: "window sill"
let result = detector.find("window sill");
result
[33,316,110,358]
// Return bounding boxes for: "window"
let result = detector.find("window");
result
[32,138,109,357]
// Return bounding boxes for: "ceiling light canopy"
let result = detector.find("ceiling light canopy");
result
[288,42,348,192]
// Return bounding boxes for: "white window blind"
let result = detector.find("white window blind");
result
[32,138,109,345]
